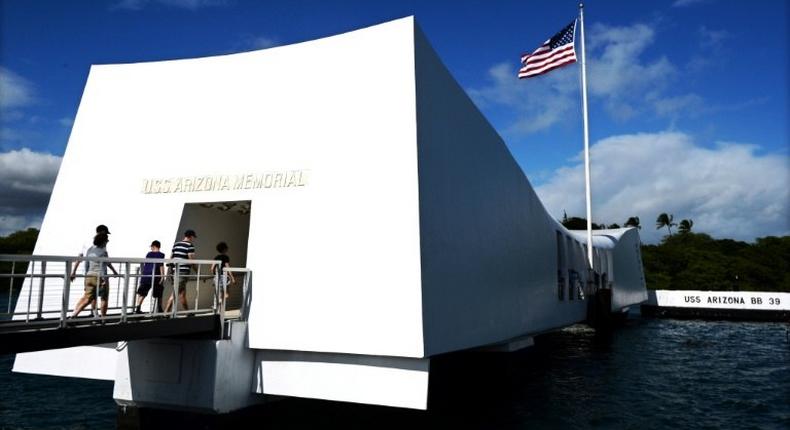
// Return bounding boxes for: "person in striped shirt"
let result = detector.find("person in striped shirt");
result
[164,229,197,313]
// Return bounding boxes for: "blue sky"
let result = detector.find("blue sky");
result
[1,0,788,242]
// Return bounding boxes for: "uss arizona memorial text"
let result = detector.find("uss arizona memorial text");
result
[142,170,311,194]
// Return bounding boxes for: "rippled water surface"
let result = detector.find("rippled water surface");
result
[1,314,788,429]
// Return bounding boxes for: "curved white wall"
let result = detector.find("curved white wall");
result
[25,17,426,359]
[15,19,647,406]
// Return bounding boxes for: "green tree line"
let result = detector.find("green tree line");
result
[0,228,39,289]
[642,233,789,292]
[2,227,788,292]
[560,214,788,292]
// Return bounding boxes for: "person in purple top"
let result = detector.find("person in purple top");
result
[134,240,166,314]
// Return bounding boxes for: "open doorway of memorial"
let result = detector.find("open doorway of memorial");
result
[173,200,251,312]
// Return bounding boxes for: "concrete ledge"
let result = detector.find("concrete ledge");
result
[254,350,430,410]
[114,321,263,414]
[475,335,534,352]
[1,314,222,355]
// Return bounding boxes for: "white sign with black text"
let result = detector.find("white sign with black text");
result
[648,290,788,310]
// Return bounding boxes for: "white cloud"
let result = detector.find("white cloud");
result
[468,61,577,136]
[248,36,279,50]
[0,147,61,193]
[673,0,712,7]
[0,149,62,228]
[535,131,790,243]
[469,21,700,135]
[59,117,74,127]
[0,67,35,111]
[229,35,282,54]
[587,23,668,93]
[0,215,43,237]
[0,127,25,144]
[113,0,227,10]
[650,93,705,118]
[587,23,677,119]
[685,26,730,74]
[698,26,729,49]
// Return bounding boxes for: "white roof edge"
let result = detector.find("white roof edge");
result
[565,227,640,248]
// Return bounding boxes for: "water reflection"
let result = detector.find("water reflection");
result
[123,317,789,430]
[2,310,788,429]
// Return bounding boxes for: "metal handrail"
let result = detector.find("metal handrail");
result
[224,268,252,321]
[0,254,225,265]
[0,254,251,333]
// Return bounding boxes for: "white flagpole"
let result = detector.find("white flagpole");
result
[579,3,594,269]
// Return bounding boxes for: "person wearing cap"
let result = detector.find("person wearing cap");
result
[70,233,118,319]
[211,241,236,304]
[133,240,166,314]
[70,224,111,318]
[164,229,197,314]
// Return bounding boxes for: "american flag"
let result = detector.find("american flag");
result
[518,20,577,79]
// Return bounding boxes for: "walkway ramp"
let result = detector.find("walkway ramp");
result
[0,314,222,354]
[1,255,251,355]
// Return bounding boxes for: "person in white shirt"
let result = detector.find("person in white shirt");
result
[72,224,111,317]
[70,233,118,318]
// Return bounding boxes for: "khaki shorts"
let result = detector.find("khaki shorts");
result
[84,275,108,301]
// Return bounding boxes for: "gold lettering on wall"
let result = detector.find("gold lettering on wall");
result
[142,170,311,194]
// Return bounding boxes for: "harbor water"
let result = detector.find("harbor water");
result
[1,312,788,429]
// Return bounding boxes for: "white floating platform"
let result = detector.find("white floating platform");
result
[642,290,789,321]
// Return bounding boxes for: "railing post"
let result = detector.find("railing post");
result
[35,261,47,320]
[26,261,35,323]
[60,260,72,328]
[220,271,226,317]
[195,264,201,312]
[133,266,141,312]
[115,265,120,310]
[172,265,179,318]
[212,269,219,313]
[7,261,15,315]
[240,271,250,320]
[121,262,130,323]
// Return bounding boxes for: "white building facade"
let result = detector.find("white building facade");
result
[14,17,647,411]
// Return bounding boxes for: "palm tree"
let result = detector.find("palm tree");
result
[624,216,641,229]
[656,213,677,236]
[678,219,694,234]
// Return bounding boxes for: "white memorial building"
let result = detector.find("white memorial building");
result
[13,17,647,411]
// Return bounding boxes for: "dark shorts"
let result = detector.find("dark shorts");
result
[137,277,163,298]
[177,276,188,293]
